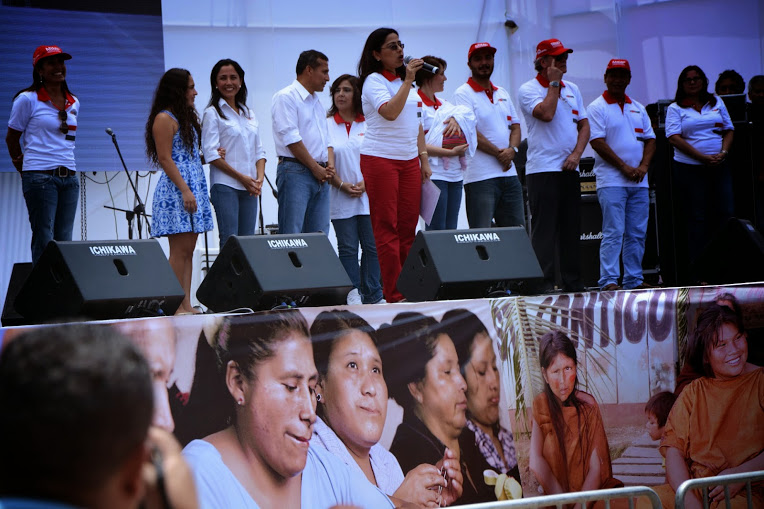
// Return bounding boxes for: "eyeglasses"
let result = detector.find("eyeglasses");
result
[554,54,568,62]
[383,41,404,51]
[683,76,702,84]
[58,110,68,134]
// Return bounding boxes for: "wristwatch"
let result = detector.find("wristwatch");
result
[510,146,519,153]
[550,81,560,88]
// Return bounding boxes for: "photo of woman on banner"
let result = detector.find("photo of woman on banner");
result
[181,310,396,509]
[444,308,523,498]
[382,311,495,504]
[310,309,462,507]
[113,317,178,433]
[530,330,623,500]
[654,304,764,509]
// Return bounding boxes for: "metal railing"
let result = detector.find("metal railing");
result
[675,470,764,509]
[456,485,661,509]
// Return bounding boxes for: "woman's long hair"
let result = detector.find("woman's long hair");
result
[674,65,716,108]
[207,59,249,120]
[14,57,75,100]
[145,68,201,165]
[327,74,362,118]
[357,27,404,89]
[538,331,586,479]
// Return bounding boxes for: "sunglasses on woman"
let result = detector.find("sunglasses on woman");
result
[58,110,68,134]
[384,41,404,51]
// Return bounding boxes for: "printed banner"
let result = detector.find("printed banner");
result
[1,284,762,506]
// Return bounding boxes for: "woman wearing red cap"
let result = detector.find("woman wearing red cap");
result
[6,45,80,264]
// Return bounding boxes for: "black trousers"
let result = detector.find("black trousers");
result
[526,170,583,291]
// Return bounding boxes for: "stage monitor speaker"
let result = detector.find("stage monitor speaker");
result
[579,194,603,289]
[196,233,353,312]
[2,262,33,327]
[397,227,543,302]
[14,240,184,323]
[692,218,764,285]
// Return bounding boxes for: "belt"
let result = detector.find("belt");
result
[278,156,327,168]
[28,166,76,177]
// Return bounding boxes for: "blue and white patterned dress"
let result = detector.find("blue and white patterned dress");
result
[151,110,214,236]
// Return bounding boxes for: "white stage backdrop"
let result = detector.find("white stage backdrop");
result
[0,0,761,307]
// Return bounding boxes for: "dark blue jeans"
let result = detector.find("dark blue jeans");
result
[332,215,383,304]
[464,176,525,229]
[210,183,258,248]
[22,172,79,264]
[426,179,463,230]
[276,160,330,235]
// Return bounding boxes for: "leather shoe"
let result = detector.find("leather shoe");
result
[601,283,622,291]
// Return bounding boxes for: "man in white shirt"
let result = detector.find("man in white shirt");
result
[271,50,334,234]
[587,59,656,291]
[518,38,589,293]
[452,42,525,229]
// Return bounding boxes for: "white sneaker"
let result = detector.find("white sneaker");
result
[372,297,387,304]
[346,288,362,305]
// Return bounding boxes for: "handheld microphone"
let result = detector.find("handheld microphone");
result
[105,128,115,137]
[404,56,438,75]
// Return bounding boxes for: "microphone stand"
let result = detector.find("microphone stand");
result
[103,205,152,239]
[259,172,278,235]
[105,129,151,238]
[258,195,265,235]
[264,172,278,199]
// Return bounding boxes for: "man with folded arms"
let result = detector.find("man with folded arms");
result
[586,59,656,291]
[272,50,334,234]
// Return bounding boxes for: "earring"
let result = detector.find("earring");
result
[237,398,244,406]
[316,394,322,402]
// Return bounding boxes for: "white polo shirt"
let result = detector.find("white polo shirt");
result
[271,79,330,162]
[452,78,520,184]
[202,99,266,191]
[418,89,442,134]
[327,112,369,220]
[8,89,79,172]
[518,74,588,175]
[587,91,655,189]
[665,96,733,165]
[419,90,463,182]
[360,71,420,161]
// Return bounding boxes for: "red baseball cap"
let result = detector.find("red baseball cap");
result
[33,45,72,67]
[468,42,497,60]
[535,39,573,59]
[606,58,631,71]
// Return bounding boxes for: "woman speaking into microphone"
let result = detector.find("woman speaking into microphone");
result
[358,28,432,303]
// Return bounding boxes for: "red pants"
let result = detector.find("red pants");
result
[361,154,421,302]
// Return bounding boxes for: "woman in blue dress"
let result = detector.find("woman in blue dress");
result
[146,68,213,314]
